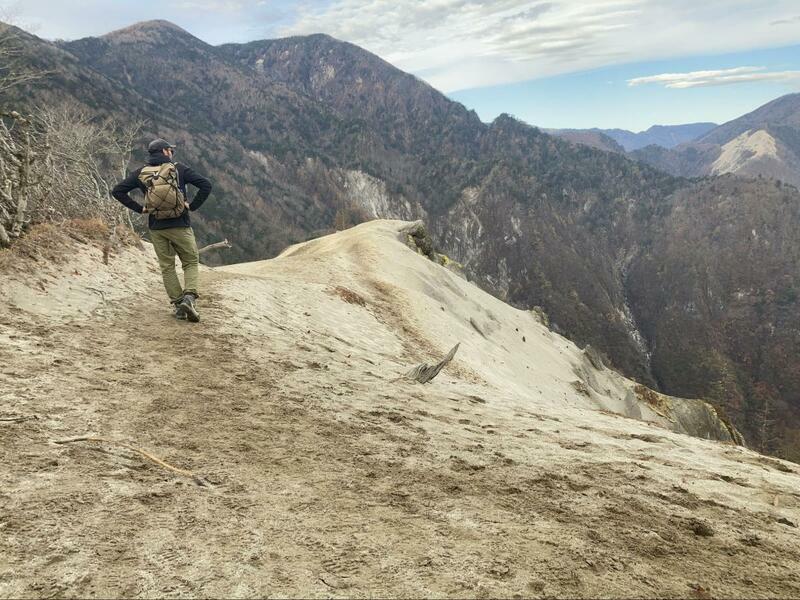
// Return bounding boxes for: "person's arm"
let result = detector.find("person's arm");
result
[111,168,147,213]
[181,165,212,211]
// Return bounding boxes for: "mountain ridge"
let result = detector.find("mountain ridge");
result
[549,122,717,152]
[697,93,800,145]
[4,20,800,458]
[3,218,797,597]
[631,93,800,189]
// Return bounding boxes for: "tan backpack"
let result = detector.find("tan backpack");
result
[138,162,186,219]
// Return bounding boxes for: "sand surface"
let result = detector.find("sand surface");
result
[1,220,799,598]
[711,128,780,174]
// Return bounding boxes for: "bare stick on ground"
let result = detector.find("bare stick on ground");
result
[404,343,460,383]
[199,239,232,254]
[52,436,210,487]
[0,415,38,423]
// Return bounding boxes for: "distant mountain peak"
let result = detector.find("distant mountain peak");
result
[696,92,800,145]
[102,20,201,45]
[547,122,717,152]
[544,128,625,153]
[643,122,717,134]
[491,112,536,131]
[631,92,800,188]
[104,19,182,34]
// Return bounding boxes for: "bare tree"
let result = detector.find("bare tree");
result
[0,20,144,247]
[0,110,33,246]
[753,381,779,454]
[0,26,45,245]
[0,103,144,246]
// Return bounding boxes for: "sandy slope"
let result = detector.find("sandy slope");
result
[711,129,780,175]
[1,220,799,598]
[707,128,800,186]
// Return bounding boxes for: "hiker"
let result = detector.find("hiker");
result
[111,138,212,322]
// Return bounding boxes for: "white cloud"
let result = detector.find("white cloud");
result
[628,66,800,88]
[771,15,800,25]
[174,1,247,10]
[277,0,800,92]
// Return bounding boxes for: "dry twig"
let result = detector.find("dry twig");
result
[52,436,210,487]
[199,239,232,254]
[0,414,38,423]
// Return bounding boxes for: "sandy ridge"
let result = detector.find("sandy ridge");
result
[1,221,799,598]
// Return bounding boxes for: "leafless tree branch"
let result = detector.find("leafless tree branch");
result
[199,238,232,254]
[0,103,144,246]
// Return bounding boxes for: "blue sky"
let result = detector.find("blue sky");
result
[3,0,800,131]
[451,44,800,131]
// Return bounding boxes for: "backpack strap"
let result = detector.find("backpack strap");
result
[174,162,182,194]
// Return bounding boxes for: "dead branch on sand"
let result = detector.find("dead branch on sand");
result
[52,436,210,487]
[403,343,460,383]
[0,414,38,423]
[199,239,232,254]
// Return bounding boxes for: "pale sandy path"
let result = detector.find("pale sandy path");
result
[1,221,799,598]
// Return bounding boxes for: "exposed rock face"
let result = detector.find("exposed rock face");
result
[339,169,424,221]
[709,129,800,183]
[4,21,800,458]
[631,385,744,445]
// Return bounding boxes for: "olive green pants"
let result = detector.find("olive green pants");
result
[149,227,199,302]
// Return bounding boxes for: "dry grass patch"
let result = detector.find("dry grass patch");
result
[635,383,673,418]
[330,285,367,307]
[0,219,141,272]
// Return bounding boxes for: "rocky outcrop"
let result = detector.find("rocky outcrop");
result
[632,385,744,444]
[569,343,742,444]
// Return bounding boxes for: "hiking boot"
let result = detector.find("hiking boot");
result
[178,292,200,323]
[173,304,188,320]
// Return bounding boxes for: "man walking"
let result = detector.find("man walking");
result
[112,138,212,322]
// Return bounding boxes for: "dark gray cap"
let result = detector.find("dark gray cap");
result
[147,138,175,153]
